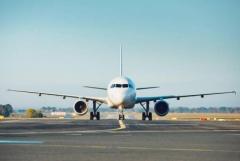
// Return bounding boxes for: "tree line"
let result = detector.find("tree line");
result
[170,107,240,113]
[0,104,43,118]
[4,105,240,117]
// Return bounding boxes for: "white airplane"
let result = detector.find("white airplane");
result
[8,47,236,120]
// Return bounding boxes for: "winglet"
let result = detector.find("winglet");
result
[233,91,237,95]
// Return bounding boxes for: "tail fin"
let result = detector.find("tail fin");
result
[120,45,123,77]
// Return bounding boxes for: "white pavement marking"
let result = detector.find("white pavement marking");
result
[1,129,240,135]
[226,133,240,136]
[0,120,22,123]
[116,146,240,153]
[125,123,198,126]
[108,129,240,133]
[0,120,127,135]
[0,140,43,144]
[25,144,240,153]
[67,134,83,136]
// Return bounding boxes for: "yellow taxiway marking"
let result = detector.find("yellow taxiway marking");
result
[111,120,127,131]
[118,120,126,129]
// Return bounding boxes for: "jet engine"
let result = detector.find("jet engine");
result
[74,101,88,115]
[154,101,169,116]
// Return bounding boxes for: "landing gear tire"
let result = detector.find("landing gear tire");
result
[96,112,100,120]
[90,112,94,120]
[148,112,152,121]
[140,101,153,121]
[142,112,152,120]
[90,112,100,120]
[119,114,125,120]
[142,112,146,120]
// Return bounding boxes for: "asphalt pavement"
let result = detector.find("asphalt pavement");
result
[0,119,239,161]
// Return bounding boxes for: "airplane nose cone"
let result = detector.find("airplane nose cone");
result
[114,92,128,105]
[118,93,126,103]
[108,89,136,107]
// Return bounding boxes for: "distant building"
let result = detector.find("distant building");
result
[51,112,66,116]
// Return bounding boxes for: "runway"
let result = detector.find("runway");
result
[0,119,240,161]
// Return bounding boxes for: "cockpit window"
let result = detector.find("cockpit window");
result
[116,84,121,88]
[111,84,133,88]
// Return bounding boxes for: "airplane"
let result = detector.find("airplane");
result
[8,47,236,120]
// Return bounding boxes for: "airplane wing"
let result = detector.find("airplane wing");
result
[135,91,236,103]
[83,86,107,90]
[136,86,159,90]
[81,96,107,104]
[8,89,107,104]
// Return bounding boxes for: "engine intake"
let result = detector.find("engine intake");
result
[74,101,88,115]
[154,101,169,116]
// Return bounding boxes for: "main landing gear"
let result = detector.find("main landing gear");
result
[90,101,102,120]
[140,101,152,121]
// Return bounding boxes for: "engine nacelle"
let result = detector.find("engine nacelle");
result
[154,101,169,116]
[74,101,88,115]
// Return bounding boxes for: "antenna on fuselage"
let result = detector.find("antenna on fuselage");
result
[120,45,123,77]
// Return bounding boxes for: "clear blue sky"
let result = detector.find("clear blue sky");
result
[0,0,239,108]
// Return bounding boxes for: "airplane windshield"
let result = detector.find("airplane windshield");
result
[111,84,133,88]
[116,84,121,88]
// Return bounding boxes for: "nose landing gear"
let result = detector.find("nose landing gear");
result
[118,105,125,120]
[140,101,152,121]
[118,114,125,120]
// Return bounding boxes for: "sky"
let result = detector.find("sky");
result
[0,0,240,109]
